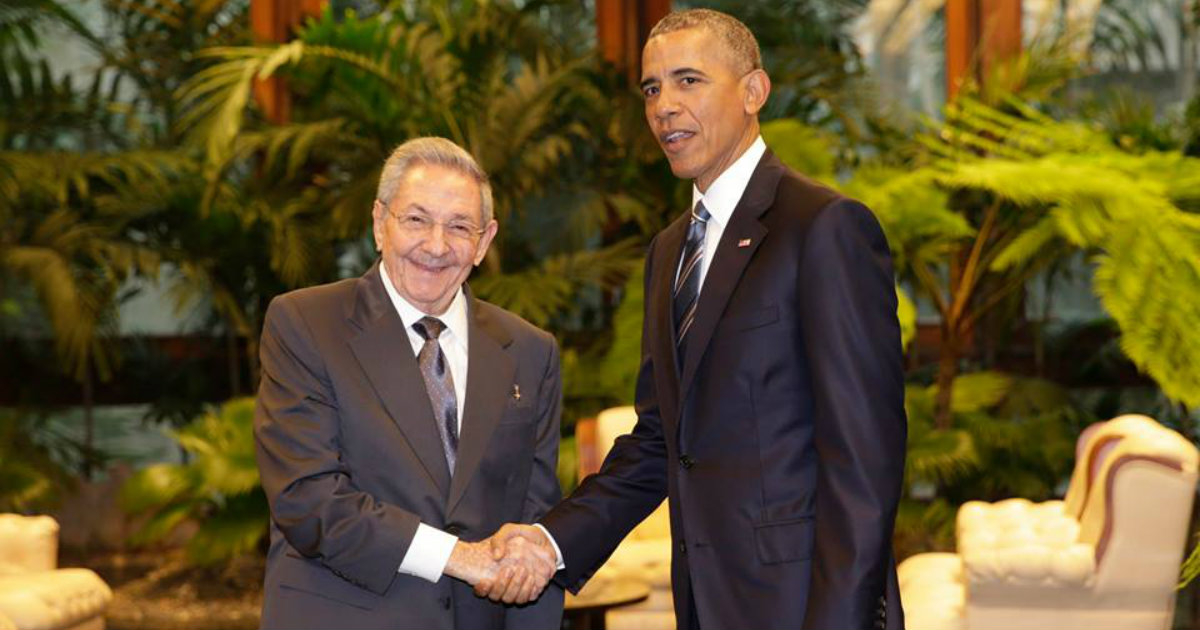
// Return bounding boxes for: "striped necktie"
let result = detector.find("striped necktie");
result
[412,316,458,474]
[673,201,711,363]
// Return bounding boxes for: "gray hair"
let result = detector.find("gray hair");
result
[648,9,762,75]
[376,137,494,224]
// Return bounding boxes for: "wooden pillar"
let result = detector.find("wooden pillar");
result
[596,0,671,82]
[946,0,1022,100]
[250,0,326,124]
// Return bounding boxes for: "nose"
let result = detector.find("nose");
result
[652,86,680,122]
[420,224,452,257]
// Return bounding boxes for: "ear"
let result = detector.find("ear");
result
[473,219,499,266]
[741,69,771,116]
[372,199,386,252]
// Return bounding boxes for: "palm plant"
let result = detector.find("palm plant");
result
[844,95,1200,429]
[1,32,170,472]
[120,397,266,564]
[0,410,76,512]
[177,2,660,331]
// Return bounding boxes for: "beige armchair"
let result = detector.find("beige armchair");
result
[0,515,112,630]
[576,406,674,630]
[899,415,1199,630]
[956,415,1158,556]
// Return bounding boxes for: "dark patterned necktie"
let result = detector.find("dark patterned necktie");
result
[673,201,711,363]
[413,316,458,474]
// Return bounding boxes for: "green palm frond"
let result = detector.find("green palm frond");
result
[761,118,838,182]
[906,428,978,484]
[867,95,1200,408]
[186,489,268,564]
[122,398,266,564]
[472,238,642,326]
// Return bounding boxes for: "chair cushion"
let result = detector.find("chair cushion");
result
[0,568,112,630]
[897,553,965,630]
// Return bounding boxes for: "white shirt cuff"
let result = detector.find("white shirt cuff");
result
[533,523,566,570]
[397,523,458,582]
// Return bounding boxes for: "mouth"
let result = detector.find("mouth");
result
[659,129,696,150]
[409,259,450,275]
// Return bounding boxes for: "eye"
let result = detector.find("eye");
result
[681,76,700,86]
[447,223,476,238]
[642,85,659,98]
[400,214,431,229]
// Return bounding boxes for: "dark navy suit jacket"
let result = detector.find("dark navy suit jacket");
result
[541,151,907,629]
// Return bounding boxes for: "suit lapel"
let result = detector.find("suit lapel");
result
[678,152,784,401]
[446,289,515,515]
[651,216,688,439]
[347,262,452,496]
[654,216,689,376]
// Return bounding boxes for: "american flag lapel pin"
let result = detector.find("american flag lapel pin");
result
[512,384,521,401]
[737,238,752,248]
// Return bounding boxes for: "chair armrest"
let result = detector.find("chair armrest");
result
[0,515,59,573]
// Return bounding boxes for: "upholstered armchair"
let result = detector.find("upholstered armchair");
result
[576,406,674,630]
[0,515,112,630]
[899,415,1199,630]
[955,415,1158,556]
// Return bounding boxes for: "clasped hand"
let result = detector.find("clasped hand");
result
[444,524,556,604]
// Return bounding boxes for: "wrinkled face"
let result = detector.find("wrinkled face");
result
[640,28,764,192]
[372,164,497,315]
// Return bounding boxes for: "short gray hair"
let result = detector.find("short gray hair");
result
[648,9,762,75]
[376,137,494,224]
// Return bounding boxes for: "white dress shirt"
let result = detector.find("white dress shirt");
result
[541,136,768,570]
[380,261,469,583]
[679,136,767,291]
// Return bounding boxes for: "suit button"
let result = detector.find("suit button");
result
[440,596,452,610]
[679,455,695,469]
[445,524,461,536]
[678,541,687,554]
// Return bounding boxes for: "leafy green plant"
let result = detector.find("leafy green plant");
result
[121,398,266,565]
[898,370,1083,552]
[845,96,1200,428]
[0,410,75,512]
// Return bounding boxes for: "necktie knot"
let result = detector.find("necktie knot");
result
[692,201,711,223]
[413,316,447,340]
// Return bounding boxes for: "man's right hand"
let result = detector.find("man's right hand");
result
[444,527,556,605]
[475,523,557,603]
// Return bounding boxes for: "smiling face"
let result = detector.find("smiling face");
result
[372,163,498,315]
[640,27,769,192]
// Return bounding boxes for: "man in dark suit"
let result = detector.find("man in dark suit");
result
[483,9,907,630]
[254,137,561,629]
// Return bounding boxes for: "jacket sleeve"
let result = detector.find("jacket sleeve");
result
[798,200,907,630]
[254,294,419,595]
[539,237,671,592]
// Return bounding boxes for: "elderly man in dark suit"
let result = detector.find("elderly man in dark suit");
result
[482,9,907,630]
[254,137,561,630]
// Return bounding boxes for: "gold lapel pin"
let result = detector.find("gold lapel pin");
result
[512,384,521,401]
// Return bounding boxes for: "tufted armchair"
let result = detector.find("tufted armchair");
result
[899,415,1199,630]
[0,515,112,630]
[576,406,674,630]
[955,415,1159,557]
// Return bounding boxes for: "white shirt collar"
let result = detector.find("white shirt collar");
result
[691,136,767,226]
[378,260,469,344]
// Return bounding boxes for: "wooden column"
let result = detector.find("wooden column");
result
[596,0,671,82]
[250,0,326,124]
[946,0,1022,99]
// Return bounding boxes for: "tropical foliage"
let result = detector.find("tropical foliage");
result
[121,397,266,564]
[844,96,1200,428]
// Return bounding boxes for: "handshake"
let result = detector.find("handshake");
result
[444,524,558,604]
